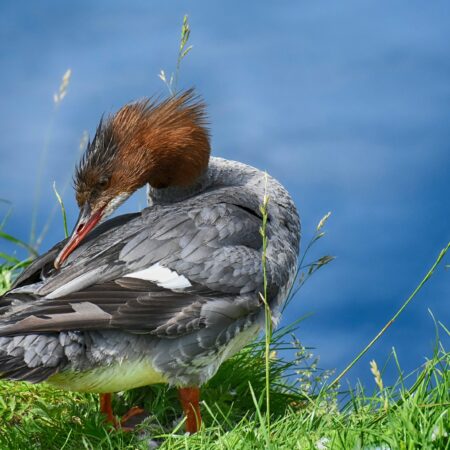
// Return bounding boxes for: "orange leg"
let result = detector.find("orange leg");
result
[99,393,145,431]
[100,393,117,426]
[178,387,202,433]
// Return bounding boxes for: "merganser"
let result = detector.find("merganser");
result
[0,90,300,433]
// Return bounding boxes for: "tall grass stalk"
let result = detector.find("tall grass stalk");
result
[29,69,72,249]
[259,173,272,439]
[35,131,88,248]
[0,199,13,231]
[329,241,450,389]
[174,14,193,93]
[0,231,38,258]
[159,14,192,96]
[52,182,69,238]
[282,211,334,313]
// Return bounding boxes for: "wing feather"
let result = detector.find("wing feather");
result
[1,195,265,340]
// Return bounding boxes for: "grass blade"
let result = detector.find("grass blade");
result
[0,252,20,265]
[0,231,38,258]
[0,199,13,231]
[52,181,69,238]
[329,242,450,389]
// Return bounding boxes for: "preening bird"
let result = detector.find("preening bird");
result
[0,90,300,433]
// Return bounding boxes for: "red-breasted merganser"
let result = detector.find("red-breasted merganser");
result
[0,90,300,433]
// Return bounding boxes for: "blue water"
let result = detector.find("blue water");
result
[0,1,449,390]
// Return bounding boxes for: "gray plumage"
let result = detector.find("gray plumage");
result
[0,157,300,389]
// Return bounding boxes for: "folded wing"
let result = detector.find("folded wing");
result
[1,195,265,339]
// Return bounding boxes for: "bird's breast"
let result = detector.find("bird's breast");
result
[46,357,167,393]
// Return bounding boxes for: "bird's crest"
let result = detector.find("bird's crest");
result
[74,89,210,206]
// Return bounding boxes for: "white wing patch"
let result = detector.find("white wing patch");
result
[124,263,192,290]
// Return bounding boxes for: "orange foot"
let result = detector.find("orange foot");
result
[178,386,202,433]
[99,393,147,431]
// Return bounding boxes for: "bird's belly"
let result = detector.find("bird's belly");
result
[46,358,167,393]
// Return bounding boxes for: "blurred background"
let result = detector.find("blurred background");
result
[0,1,449,389]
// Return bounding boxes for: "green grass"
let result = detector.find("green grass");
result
[0,326,448,449]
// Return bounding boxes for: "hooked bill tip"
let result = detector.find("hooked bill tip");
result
[53,206,105,270]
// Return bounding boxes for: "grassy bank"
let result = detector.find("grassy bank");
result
[0,248,449,449]
[0,319,448,449]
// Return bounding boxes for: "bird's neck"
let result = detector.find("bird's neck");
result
[146,167,211,205]
[146,156,290,207]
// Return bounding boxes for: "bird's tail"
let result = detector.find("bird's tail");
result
[0,334,63,383]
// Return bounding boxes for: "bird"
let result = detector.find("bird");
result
[0,90,300,433]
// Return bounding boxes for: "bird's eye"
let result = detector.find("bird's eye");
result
[98,178,109,189]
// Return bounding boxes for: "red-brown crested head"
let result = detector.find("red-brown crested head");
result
[54,89,210,269]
